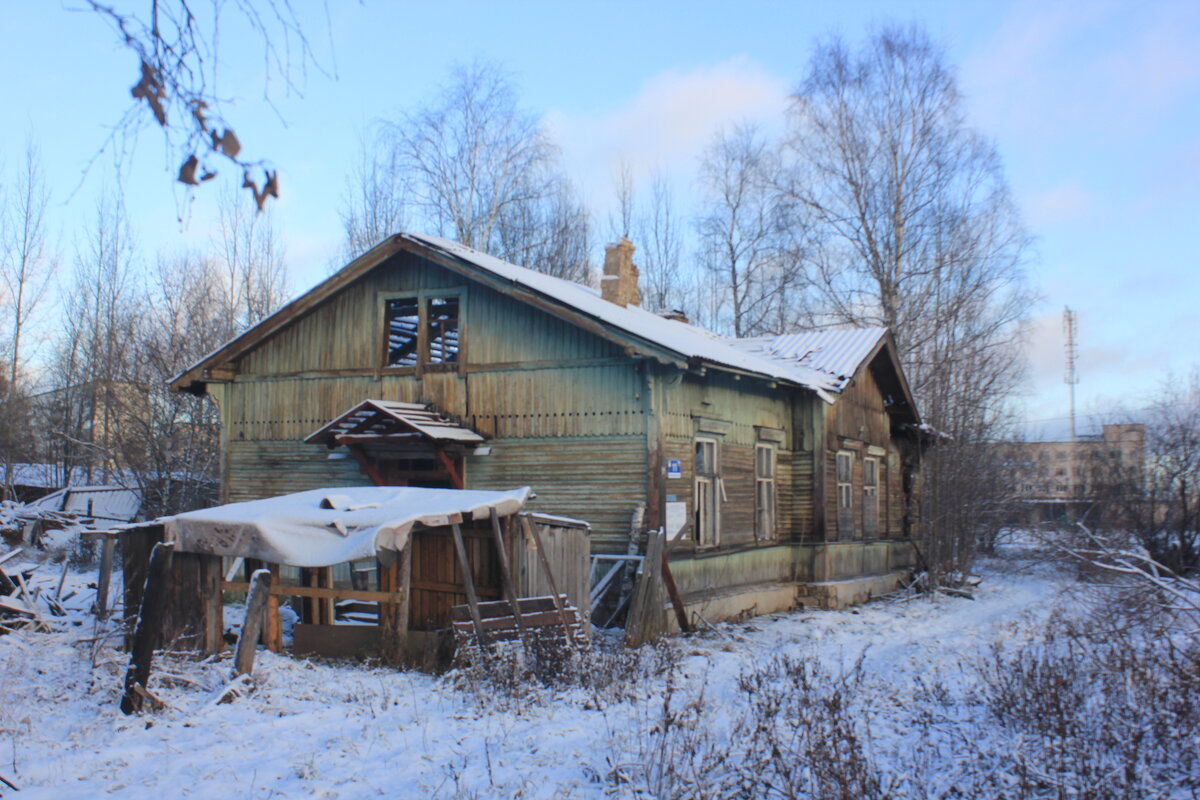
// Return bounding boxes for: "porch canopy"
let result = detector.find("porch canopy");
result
[304,399,484,448]
[161,485,531,567]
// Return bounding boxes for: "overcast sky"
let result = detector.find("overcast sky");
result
[2,0,1196,432]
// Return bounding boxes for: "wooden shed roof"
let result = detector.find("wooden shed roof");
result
[304,400,485,447]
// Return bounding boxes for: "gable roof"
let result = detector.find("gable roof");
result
[731,327,920,424]
[171,233,913,416]
[305,399,485,447]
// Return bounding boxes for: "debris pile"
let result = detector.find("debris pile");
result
[0,546,74,633]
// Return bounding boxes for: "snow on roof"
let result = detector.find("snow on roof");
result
[162,486,531,567]
[728,327,889,394]
[408,234,842,401]
[32,486,142,528]
[305,399,484,446]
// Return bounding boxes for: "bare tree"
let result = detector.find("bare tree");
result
[339,126,411,262]
[215,187,289,330]
[44,197,142,486]
[634,172,687,314]
[0,143,56,499]
[608,160,636,242]
[84,1,331,207]
[696,123,801,337]
[781,25,1034,579]
[387,61,590,276]
[496,175,594,283]
[110,254,226,515]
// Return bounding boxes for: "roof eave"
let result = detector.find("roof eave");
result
[169,236,408,394]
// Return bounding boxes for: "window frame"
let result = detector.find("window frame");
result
[836,450,854,540]
[694,437,721,548]
[862,455,880,539]
[755,442,777,540]
[378,289,466,376]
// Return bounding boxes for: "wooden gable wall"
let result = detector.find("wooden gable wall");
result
[216,251,649,546]
[821,356,907,542]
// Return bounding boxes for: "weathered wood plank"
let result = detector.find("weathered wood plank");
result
[121,542,174,715]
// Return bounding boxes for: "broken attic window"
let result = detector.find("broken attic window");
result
[427,296,460,364]
[385,297,420,367]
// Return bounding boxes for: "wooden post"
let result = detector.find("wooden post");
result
[489,509,527,631]
[519,514,576,643]
[448,521,486,640]
[94,536,116,618]
[120,541,175,715]
[233,569,272,677]
[625,529,666,646]
[660,548,691,633]
[380,543,413,665]
[264,563,283,652]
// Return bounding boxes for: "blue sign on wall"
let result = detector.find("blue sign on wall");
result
[667,459,682,479]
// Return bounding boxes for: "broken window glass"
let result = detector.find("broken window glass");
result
[426,296,460,364]
[385,297,420,367]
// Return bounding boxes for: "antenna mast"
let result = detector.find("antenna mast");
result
[1063,307,1079,441]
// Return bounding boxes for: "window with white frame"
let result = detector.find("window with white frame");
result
[694,438,720,546]
[837,451,853,510]
[755,443,776,539]
[862,456,879,538]
[836,450,854,539]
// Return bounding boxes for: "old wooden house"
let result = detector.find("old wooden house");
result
[171,234,925,627]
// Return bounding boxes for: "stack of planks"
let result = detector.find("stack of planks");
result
[450,594,587,650]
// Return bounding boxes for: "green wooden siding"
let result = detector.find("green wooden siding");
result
[465,435,647,554]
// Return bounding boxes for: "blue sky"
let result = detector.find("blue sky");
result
[2,0,1197,430]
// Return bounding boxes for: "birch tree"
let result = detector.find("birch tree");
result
[215,187,288,330]
[0,144,56,498]
[782,25,1034,578]
[340,127,410,262]
[696,124,801,337]
[387,61,591,278]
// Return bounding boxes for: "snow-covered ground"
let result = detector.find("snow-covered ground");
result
[0,558,1088,798]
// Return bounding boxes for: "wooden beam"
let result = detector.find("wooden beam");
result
[348,445,388,487]
[660,547,691,634]
[489,508,526,632]
[448,522,486,640]
[121,541,175,715]
[233,569,272,677]
[221,581,408,604]
[94,536,116,618]
[434,449,464,490]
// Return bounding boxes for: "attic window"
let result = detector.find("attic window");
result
[385,298,420,367]
[383,293,462,370]
[427,296,459,364]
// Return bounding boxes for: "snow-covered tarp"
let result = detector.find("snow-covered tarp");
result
[162,486,532,567]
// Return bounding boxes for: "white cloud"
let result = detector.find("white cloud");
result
[544,58,789,207]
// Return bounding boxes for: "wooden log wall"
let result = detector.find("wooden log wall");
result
[822,361,907,543]
[657,371,810,549]
[213,253,651,546]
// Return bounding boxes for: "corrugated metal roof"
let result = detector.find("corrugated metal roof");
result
[729,327,888,393]
[30,485,142,529]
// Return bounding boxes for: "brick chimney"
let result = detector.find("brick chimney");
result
[601,238,641,307]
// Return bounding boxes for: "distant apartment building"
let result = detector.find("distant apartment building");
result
[993,423,1145,525]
